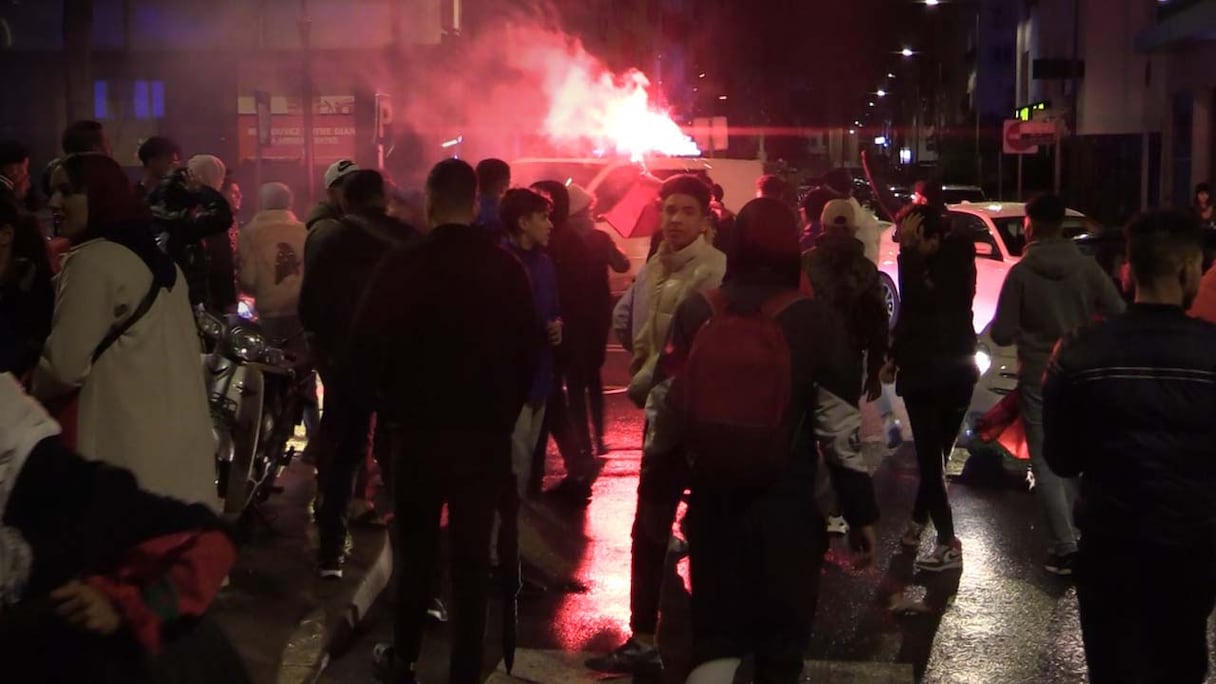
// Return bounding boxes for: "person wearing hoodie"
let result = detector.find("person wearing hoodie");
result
[299,169,419,578]
[34,154,216,509]
[990,194,1125,575]
[238,183,307,342]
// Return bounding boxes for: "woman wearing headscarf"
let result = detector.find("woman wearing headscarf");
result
[33,154,217,508]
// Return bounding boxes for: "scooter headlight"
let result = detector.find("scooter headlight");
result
[229,326,267,363]
[975,347,992,376]
[196,310,226,341]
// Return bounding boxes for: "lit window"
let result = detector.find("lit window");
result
[133,80,166,119]
[134,81,150,118]
[152,81,165,118]
[94,81,108,119]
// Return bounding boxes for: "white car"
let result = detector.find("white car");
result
[511,156,764,294]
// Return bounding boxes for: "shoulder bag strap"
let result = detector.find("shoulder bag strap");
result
[91,279,162,364]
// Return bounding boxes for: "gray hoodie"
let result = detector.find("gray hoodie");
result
[990,237,1125,386]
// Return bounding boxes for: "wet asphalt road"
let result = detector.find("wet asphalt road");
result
[213,346,1216,684]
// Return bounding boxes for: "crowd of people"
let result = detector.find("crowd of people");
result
[0,118,1213,684]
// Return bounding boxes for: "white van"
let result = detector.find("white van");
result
[511,156,764,294]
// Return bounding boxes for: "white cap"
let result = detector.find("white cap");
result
[324,159,358,189]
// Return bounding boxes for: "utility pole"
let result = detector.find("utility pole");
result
[62,0,94,125]
[299,0,316,202]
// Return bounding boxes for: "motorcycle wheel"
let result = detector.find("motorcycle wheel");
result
[222,426,256,517]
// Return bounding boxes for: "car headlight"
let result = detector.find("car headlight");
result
[229,326,267,362]
[196,311,226,341]
[975,349,992,376]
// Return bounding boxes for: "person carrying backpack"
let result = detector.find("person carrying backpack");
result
[648,198,879,683]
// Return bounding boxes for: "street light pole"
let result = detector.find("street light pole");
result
[299,0,316,202]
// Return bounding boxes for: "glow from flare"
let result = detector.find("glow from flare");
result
[527,38,700,161]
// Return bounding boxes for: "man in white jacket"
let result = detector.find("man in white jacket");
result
[591,175,726,676]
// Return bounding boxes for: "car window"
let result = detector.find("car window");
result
[594,166,644,215]
[943,188,986,204]
[509,162,602,191]
[994,217,1090,257]
[951,212,1001,260]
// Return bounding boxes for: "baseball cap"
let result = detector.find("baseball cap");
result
[820,199,855,230]
[324,159,358,189]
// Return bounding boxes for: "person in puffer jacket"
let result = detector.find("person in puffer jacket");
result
[147,156,235,312]
[612,175,726,408]
[990,194,1124,576]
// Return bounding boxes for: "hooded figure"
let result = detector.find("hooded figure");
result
[630,198,877,683]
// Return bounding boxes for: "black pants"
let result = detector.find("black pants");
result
[686,487,826,683]
[392,430,511,684]
[902,379,974,544]
[1076,538,1216,684]
[566,356,607,455]
[543,368,597,483]
[315,376,375,565]
[629,433,688,635]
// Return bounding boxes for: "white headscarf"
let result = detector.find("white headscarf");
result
[0,373,63,606]
[187,154,227,192]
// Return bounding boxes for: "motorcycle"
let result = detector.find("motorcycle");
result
[196,305,310,519]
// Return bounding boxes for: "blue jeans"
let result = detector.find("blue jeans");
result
[1021,384,1079,555]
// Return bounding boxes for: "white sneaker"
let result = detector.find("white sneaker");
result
[826,515,849,535]
[915,538,963,572]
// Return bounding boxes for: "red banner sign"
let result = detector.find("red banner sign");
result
[238,114,357,164]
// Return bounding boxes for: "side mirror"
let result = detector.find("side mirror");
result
[975,241,997,258]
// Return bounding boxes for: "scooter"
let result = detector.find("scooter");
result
[196,305,308,519]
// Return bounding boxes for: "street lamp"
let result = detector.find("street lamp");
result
[924,0,941,6]
[901,47,915,57]
[877,89,887,98]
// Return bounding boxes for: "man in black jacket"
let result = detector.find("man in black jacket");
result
[890,205,977,572]
[147,168,234,311]
[1043,210,1216,684]
[299,169,419,578]
[350,159,537,684]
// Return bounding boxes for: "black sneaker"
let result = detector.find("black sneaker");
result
[1045,551,1077,576]
[546,477,593,507]
[585,637,663,675]
[372,643,420,683]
